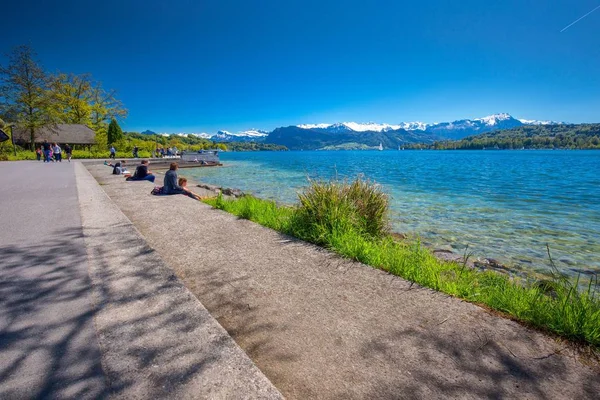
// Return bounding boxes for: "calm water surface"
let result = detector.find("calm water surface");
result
[186,150,600,276]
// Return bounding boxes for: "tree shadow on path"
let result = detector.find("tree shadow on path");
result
[0,227,107,399]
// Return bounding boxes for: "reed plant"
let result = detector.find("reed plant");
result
[204,177,600,348]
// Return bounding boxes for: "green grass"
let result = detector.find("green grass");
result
[204,177,600,349]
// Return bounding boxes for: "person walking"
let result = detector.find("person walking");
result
[109,146,116,159]
[35,147,42,161]
[64,144,72,162]
[53,143,62,162]
[42,140,52,162]
[132,146,139,158]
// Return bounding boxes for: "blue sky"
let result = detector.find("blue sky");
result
[1,0,599,133]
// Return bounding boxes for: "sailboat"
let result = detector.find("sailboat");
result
[378,142,383,151]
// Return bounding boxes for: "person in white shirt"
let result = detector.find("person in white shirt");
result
[53,143,62,162]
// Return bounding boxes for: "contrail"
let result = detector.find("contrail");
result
[560,4,600,32]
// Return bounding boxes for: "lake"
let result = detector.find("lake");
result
[185,150,600,277]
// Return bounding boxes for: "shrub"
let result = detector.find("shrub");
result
[292,177,389,244]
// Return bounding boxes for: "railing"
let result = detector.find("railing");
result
[180,150,220,163]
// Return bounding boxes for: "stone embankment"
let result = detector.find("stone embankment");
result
[87,163,599,400]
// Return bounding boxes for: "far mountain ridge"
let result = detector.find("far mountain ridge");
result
[138,114,568,149]
[265,114,567,150]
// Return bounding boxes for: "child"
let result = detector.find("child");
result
[178,177,202,200]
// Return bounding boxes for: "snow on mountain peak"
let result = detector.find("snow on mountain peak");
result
[518,119,564,126]
[189,132,213,139]
[399,121,429,131]
[474,113,513,126]
[214,129,268,138]
[239,129,269,137]
[298,123,332,129]
[341,122,402,132]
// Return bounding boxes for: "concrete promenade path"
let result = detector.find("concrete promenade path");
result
[0,161,282,399]
[87,163,600,400]
[1,160,107,399]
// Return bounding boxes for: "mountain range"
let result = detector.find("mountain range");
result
[141,114,565,150]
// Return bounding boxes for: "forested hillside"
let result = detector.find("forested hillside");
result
[409,124,600,150]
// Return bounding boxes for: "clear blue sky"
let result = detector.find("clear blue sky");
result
[2,0,599,133]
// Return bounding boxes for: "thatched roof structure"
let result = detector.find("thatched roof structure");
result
[12,124,96,146]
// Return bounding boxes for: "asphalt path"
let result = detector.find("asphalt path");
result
[0,160,282,399]
[0,161,108,399]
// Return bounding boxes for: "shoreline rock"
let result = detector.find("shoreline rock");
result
[196,183,246,198]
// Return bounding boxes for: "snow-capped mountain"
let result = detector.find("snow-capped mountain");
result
[188,132,213,139]
[474,113,514,126]
[518,119,564,125]
[296,114,559,134]
[140,114,565,148]
[238,129,270,137]
[291,114,561,141]
[299,122,405,132]
[211,129,269,142]
[267,114,567,149]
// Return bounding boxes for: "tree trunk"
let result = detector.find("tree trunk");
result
[29,126,35,150]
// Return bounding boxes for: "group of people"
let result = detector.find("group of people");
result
[106,160,201,200]
[37,140,72,162]
[153,147,178,158]
[107,159,156,182]
[108,146,179,160]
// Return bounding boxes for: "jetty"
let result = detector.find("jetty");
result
[1,160,598,399]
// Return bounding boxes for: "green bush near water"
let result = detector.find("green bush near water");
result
[205,177,600,348]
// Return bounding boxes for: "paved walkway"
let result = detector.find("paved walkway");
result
[88,163,600,399]
[0,161,282,399]
[0,161,107,399]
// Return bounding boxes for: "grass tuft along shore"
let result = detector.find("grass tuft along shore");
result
[203,177,600,349]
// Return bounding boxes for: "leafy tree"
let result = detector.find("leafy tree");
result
[48,72,127,146]
[89,84,127,135]
[48,73,93,124]
[107,118,123,145]
[0,45,52,149]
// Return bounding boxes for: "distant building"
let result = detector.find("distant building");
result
[12,124,96,148]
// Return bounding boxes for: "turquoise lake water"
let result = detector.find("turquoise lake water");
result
[185,150,600,277]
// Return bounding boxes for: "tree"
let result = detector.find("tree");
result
[89,85,127,134]
[107,118,123,145]
[47,72,127,147]
[48,73,93,124]
[0,45,51,149]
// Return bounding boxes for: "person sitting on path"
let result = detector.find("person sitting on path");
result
[126,160,155,182]
[178,177,202,200]
[112,160,128,175]
[163,162,191,195]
